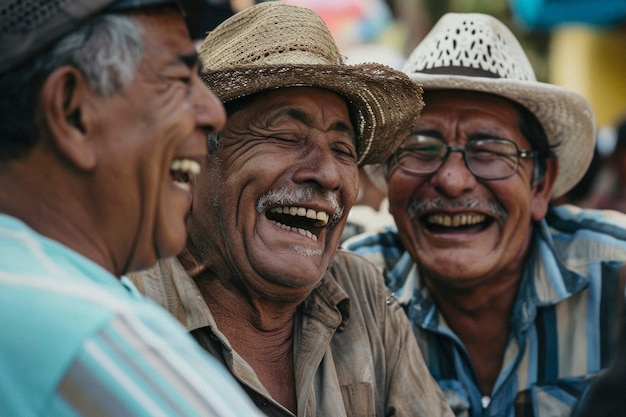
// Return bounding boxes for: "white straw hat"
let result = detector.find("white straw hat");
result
[198,1,424,166]
[402,12,596,198]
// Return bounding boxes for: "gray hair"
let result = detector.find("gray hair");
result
[0,13,143,162]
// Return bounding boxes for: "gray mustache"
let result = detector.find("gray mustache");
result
[408,198,507,224]
[256,187,344,227]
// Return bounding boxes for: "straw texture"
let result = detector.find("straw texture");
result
[198,1,424,166]
[402,12,596,198]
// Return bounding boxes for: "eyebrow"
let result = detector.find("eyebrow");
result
[270,108,355,135]
[179,53,201,70]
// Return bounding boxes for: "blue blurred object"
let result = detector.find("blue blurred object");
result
[510,0,626,29]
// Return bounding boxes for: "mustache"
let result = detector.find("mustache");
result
[256,187,344,227]
[408,198,507,225]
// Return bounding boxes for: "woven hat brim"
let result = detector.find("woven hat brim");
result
[407,73,596,198]
[202,63,424,166]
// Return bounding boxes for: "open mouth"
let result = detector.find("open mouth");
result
[170,158,201,192]
[265,206,330,242]
[421,212,492,233]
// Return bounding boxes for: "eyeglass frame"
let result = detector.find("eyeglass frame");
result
[390,134,543,181]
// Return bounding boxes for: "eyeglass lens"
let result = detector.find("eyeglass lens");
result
[394,135,521,180]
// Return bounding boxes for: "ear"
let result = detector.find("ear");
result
[40,66,97,170]
[531,157,558,221]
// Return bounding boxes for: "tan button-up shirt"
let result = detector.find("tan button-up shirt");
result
[129,250,453,417]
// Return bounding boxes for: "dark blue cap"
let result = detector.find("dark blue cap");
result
[0,0,179,75]
[107,0,178,11]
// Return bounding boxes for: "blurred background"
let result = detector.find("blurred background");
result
[183,0,626,211]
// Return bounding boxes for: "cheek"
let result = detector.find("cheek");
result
[493,182,535,243]
[387,173,419,215]
[193,164,230,222]
[343,167,361,205]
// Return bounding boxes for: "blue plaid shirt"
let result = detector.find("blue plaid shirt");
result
[343,205,626,417]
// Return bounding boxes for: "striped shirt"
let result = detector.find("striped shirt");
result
[343,204,626,417]
[0,214,264,417]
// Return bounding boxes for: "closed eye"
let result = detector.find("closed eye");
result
[333,141,357,159]
[267,135,300,143]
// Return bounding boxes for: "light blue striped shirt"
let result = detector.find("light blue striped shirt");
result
[343,204,626,417]
[0,214,264,417]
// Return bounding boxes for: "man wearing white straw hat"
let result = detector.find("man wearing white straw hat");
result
[344,12,626,417]
[129,2,454,417]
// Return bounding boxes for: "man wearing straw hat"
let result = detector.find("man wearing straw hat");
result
[129,2,453,416]
[344,12,626,417]
[0,0,268,415]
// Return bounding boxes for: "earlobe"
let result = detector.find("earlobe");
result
[531,158,558,220]
[40,66,96,170]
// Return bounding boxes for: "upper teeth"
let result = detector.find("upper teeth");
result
[427,213,485,227]
[171,158,200,175]
[171,158,200,192]
[269,206,330,227]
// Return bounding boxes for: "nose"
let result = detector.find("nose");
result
[293,138,344,191]
[191,75,226,135]
[430,150,478,197]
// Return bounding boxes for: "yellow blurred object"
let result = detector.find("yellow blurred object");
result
[550,24,626,127]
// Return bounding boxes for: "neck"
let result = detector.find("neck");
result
[431,277,520,317]
[0,164,116,275]
[192,266,299,412]
[193,265,301,332]
[425,269,523,395]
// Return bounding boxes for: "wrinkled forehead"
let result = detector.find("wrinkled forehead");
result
[421,89,548,151]
[419,90,520,127]
[228,87,349,112]
[423,89,519,109]
[226,87,354,131]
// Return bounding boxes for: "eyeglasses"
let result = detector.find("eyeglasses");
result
[393,134,540,180]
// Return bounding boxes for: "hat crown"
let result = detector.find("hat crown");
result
[403,13,536,81]
[199,2,343,71]
[197,1,425,166]
[0,0,116,74]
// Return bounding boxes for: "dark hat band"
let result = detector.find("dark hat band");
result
[417,66,500,79]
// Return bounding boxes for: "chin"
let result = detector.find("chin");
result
[271,274,323,290]
[157,240,186,261]
[124,255,160,275]
[155,223,188,256]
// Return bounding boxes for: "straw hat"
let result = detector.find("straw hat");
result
[198,1,424,166]
[402,13,596,199]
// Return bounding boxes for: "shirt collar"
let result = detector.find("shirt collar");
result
[156,255,352,333]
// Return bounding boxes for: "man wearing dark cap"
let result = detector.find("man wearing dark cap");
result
[0,1,265,415]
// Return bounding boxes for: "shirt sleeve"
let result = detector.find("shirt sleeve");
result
[47,310,265,417]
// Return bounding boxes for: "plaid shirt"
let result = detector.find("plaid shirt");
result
[343,204,626,417]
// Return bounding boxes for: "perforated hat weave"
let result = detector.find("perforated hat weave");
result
[0,0,178,75]
[402,13,596,198]
[198,1,424,166]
